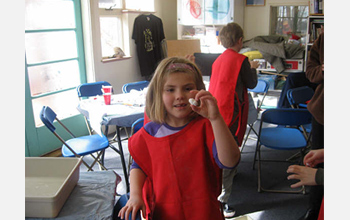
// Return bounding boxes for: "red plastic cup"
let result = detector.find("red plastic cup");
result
[102,85,113,93]
[103,93,112,105]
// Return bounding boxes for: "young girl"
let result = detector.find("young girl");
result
[118,57,240,220]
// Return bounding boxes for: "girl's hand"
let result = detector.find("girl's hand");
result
[118,195,146,220]
[189,90,220,121]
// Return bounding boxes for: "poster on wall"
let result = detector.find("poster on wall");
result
[246,0,265,6]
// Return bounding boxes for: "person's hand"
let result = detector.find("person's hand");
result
[189,90,220,121]
[249,60,260,69]
[118,195,146,220]
[304,149,324,167]
[287,165,317,188]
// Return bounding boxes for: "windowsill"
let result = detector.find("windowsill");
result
[122,9,156,14]
[101,56,132,63]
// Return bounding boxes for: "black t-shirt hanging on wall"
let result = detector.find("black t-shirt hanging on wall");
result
[132,14,165,77]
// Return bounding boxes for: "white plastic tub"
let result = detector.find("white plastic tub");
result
[25,157,82,218]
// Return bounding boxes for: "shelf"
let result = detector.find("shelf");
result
[101,56,131,63]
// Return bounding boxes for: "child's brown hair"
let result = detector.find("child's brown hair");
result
[219,22,244,48]
[146,57,206,124]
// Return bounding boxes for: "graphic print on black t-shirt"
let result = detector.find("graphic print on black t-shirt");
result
[143,29,154,52]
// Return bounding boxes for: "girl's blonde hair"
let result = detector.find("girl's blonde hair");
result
[146,57,206,124]
[219,22,244,48]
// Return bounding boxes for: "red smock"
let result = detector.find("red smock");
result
[128,116,224,220]
[209,49,249,145]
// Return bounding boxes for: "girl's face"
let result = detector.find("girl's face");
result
[162,72,197,127]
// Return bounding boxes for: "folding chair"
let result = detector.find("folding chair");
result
[249,79,269,110]
[287,86,314,136]
[241,79,269,152]
[120,80,148,139]
[127,118,144,177]
[77,81,112,135]
[253,108,312,193]
[122,80,149,93]
[287,86,314,109]
[40,106,109,171]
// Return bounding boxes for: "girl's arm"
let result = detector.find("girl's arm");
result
[209,112,240,168]
[191,90,240,168]
[118,168,147,220]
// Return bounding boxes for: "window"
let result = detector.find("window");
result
[270,5,309,44]
[98,0,154,59]
[25,0,86,127]
[100,14,124,58]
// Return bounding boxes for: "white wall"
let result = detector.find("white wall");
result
[84,0,309,92]
[243,0,309,40]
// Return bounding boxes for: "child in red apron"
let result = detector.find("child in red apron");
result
[118,57,240,220]
[209,22,258,217]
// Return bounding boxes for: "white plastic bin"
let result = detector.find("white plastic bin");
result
[25,157,82,218]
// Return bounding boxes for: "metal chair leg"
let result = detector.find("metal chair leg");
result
[257,146,307,194]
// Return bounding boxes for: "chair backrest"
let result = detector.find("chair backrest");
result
[40,106,57,132]
[40,106,76,138]
[122,81,149,93]
[248,79,269,109]
[248,79,269,94]
[261,108,312,126]
[131,118,144,136]
[77,81,112,98]
[287,86,314,108]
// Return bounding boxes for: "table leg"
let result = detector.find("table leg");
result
[116,126,130,193]
[106,126,130,193]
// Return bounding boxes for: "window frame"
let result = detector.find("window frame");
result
[25,0,89,156]
[25,0,87,127]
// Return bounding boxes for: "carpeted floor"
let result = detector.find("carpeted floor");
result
[226,135,310,220]
[81,121,312,220]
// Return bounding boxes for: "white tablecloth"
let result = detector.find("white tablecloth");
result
[77,91,146,135]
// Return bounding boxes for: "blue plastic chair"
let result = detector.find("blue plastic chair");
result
[77,81,113,135]
[116,118,144,219]
[248,79,269,110]
[40,106,109,171]
[286,86,314,135]
[127,118,144,176]
[241,80,270,152]
[253,108,312,193]
[287,86,314,109]
[122,80,149,93]
[77,81,112,99]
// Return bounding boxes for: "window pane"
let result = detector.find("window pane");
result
[32,90,80,127]
[25,0,75,30]
[100,16,123,57]
[25,31,78,64]
[271,6,308,37]
[28,60,80,96]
